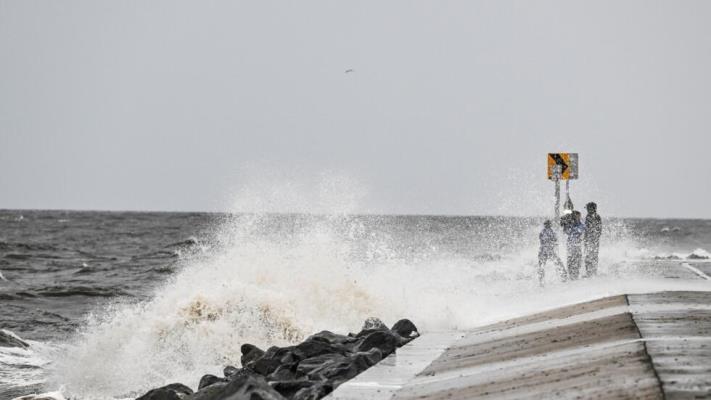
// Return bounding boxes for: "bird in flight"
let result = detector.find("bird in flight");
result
[345,69,354,74]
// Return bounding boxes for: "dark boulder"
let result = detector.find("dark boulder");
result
[355,330,399,355]
[136,318,416,400]
[293,339,348,360]
[307,331,360,353]
[391,319,419,339]
[345,350,379,373]
[217,373,286,400]
[197,374,225,390]
[292,382,333,400]
[305,349,380,382]
[307,330,359,346]
[224,367,262,382]
[267,363,300,381]
[354,348,383,367]
[186,374,285,400]
[353,327,387,338]
[186,382,228,400]
[249,346,297,375]
[249,356,282,376]
[241,343,265,366]
[223,365,240,379]
[296,353,348,375]
[136,383,193,400]
[269,379,316,398]
[306,357,365,382]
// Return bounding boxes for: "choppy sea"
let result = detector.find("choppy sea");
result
[1,210,710,399]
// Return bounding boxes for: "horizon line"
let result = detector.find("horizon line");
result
[0,207,708,221]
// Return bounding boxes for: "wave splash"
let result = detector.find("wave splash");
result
[43,211,708,400]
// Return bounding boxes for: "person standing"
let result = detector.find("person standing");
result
[564,211,585,280]
[584,202,602,277]
[537,220,567,286]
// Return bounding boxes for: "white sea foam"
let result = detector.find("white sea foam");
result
[0,331,51,390]
[11,391,67,400]
[45,220,707,399]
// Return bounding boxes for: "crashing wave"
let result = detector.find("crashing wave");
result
[37,206,704,400]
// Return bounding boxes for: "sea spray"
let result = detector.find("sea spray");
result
[42,211,660,399]
[0,333,52,395]
[43,213,505,398]
[38,174,707,400]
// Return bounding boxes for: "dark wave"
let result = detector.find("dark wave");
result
[1,303,77,339]
[150,265,177,274]
[19,286,132,298]
[73,265,99,275]
[165,238,200,248]
[0,329,29,349]
[36,309,72,322]
[4,363,42,370]
[2,292,38,299]
[74,249,118,261]
[72,269,94,275]
[0,241,60,252]
[5,253,62,261]
[132,250,179,260]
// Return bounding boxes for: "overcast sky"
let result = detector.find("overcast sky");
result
[1,1,710,218]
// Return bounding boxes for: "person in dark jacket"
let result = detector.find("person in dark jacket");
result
[538,220,567,286]
[584,202,602,277]
[564,211,585,280]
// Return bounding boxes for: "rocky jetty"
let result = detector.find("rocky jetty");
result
[135,318,419,400]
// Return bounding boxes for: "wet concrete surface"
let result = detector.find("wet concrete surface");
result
[328,260,711,399]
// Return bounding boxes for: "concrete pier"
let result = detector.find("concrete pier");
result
[329,260,711,399]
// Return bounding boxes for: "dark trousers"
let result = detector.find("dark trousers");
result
[584,239,600,277]
[567,245,582,280]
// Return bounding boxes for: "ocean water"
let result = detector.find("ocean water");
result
[1,210,710,399]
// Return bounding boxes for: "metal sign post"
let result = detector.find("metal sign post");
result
[548,153,579,221]
[553,166,561,221]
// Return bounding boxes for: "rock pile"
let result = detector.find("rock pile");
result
[136,318,418,400]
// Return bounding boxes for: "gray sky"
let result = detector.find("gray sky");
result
[1,1,710,218]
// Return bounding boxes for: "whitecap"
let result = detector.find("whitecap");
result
[12,391,67,400]
[688,248,711,259]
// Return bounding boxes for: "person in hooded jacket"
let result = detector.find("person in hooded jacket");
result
[537,220,567,286]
